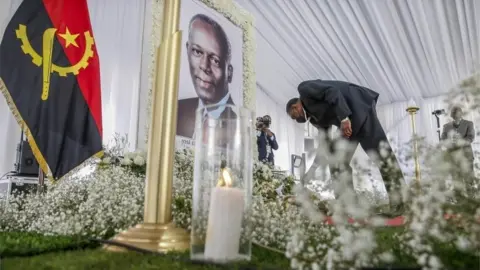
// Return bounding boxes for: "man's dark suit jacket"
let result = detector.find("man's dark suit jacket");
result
[441,119,475,160]
[257,131,278,163]
[176,97,236,139]
[298,80,379,139]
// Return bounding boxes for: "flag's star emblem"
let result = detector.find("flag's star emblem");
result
[59,27,79,48]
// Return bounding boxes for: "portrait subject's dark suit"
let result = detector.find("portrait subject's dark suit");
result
[176,96,237,142]
[299,80,404,203]
[441,119,476,196]
[177,97,199,139]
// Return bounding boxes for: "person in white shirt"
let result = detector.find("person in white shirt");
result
[441,106,477,198]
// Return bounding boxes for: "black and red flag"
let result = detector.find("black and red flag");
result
[0,0,103,180]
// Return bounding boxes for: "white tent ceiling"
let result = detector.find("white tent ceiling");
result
[235,0,480,106]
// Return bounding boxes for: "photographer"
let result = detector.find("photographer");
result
[256,115,278,165]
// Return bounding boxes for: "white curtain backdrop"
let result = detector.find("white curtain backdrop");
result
[255,83,304,171]
[0,0,21,176]
[353,97,450,191]
[1,0,478,180]
[235,0,480,106]
[351,93,480,192]
[0,0,147,175]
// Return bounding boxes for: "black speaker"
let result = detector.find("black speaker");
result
[16,140,39,176]
[10,180,38,196]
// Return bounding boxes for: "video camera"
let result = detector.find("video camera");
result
[256,115,271,130]
[432,109,445,116]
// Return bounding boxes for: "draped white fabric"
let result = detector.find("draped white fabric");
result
[0,0,21,176]
[352,94,480,192]
[0,0,146,175]
[0,0,478,180]
[233,0,480,188]
[235,0,480,105]
[352,97,449,191]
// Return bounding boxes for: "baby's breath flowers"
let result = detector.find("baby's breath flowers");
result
[2,73,480,270]
[0,146,296,245]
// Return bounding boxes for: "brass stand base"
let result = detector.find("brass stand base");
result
[103,222,190,253]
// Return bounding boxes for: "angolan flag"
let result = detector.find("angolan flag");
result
[0,0,102,180]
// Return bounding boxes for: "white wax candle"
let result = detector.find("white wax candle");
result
[204,186,245,261]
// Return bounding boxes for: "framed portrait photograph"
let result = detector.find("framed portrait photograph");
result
[175,0,252,150]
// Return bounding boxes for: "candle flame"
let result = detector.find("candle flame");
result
[217,167,233,187]
[222,168,232,187]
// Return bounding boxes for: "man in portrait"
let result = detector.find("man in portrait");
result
[177,13,236,139]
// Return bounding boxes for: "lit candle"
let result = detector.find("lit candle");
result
[204,161,245,262]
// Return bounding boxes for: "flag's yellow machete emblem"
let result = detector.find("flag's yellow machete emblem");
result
[15,24,95,101]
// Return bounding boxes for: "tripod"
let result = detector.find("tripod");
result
[434,114,441,141]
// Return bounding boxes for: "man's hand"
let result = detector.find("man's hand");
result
[341,118,352,138]
[263,127,273,137]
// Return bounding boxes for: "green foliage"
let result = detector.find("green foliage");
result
[0,232,289,270]
[0,232,97,257]
[1,229,478,270]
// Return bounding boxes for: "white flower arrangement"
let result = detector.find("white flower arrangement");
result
[0,146,294,240]
[0,166,145,237]
[1,131,479,269]
[144,0,164,145]
[2,77,480,269]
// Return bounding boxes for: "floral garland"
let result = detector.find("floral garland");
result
[144,0,164,145]
[144,0,256,145]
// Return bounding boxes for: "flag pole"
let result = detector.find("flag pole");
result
[105,0,189,252]
[37,168,44,194]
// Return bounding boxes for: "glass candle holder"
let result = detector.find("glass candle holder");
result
[190,104,254,263]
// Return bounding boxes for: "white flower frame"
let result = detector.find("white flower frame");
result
[145,0,256,144]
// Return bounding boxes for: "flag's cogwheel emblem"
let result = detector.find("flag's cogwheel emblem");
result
[15,24,94,77]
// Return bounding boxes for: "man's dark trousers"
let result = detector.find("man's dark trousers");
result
[329,103,404,205]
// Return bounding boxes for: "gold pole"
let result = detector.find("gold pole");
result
[105,0,190,252]
[406,106,421,189]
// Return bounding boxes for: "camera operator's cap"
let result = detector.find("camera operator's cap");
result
[286,98,299,114]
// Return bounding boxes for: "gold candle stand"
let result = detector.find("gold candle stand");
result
[104,0,190,252]
[406,105,421,189]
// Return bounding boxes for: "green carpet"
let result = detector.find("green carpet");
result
[0,230,478,269]
[0,232,289,270]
